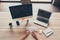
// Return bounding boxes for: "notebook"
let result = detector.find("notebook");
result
[34,9,51,28]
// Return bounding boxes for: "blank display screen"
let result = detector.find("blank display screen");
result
[9,4,32,19]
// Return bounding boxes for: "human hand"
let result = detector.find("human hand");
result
[19,30,30,40]
[32,31,41,40]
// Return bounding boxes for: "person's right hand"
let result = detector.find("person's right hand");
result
[32,31,41,40]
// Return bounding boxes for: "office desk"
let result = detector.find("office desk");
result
[0,12,60,40]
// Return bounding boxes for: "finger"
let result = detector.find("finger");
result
[24,30,30,36]
[19,30,30,40]
[32,31,39,40]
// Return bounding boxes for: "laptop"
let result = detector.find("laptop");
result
[34,9,51,28]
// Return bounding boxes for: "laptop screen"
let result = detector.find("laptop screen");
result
[37,9,51,23]
[9,4,32,19]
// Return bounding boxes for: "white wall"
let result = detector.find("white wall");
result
[31,0,51,2]
[1,0,52,2]
[0,0,20,1]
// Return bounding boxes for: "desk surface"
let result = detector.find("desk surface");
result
[0,12,60,40]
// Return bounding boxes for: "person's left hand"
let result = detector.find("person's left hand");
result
[19,30,30,40]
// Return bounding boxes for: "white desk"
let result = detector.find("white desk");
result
[0,12,60,40]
